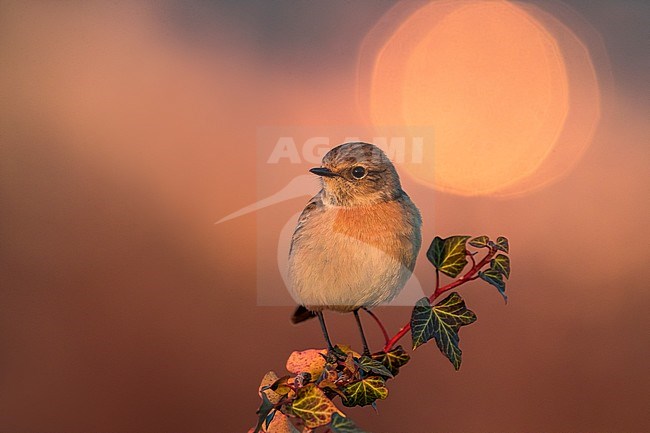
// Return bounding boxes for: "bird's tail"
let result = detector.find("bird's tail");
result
[291,305,316,324]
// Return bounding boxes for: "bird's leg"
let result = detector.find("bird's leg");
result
[353,308,371,356]
[316,311,334,352]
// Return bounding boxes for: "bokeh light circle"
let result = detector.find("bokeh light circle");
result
[358,0,601,197]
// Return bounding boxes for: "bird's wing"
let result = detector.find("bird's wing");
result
[289,193,323,255]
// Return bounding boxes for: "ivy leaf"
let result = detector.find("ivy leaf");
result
[341,376,389,407]
[491,254,510,279]
[371,346,410,376]
[259,371,287,404]
[266,411,300,433]
[286,349,327,378]
[411,293,477,370]
[253,392,275,433]
[356,355,393,378]
[264,410,276,430]
[426,236,471,278]
[479,269,507,302]
[343,353,357,374]
[336,345,362,358]
[411,297,436,349]
[468,235,490,248]
[289,384,341,428]
[318,379,347,399]
[433,292,478,369]
[330,413,367,433]
[495,236,509,253]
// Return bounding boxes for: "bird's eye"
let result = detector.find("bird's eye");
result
[351,166,366,179]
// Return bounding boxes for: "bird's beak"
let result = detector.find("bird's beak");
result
[309,167,338,177]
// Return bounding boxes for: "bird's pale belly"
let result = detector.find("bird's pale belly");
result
[288,206,417,312]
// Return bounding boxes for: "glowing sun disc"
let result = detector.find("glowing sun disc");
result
[359,0,600,197]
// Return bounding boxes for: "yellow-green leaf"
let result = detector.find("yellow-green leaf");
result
[479,269,507,302]
[468,235,490,248]
[371,346,410,376]
[289,384,341,428]
[356,355,393,378]
[426,236,471,278]
[495,236,509,253]
[330,413,367,433]
[411,297,436,350]
[491,254,510,279]
[341,376,388,407]
[336,345,361,358]
[417,292,477,370]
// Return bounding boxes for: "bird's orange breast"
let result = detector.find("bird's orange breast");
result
[331,200,415,269]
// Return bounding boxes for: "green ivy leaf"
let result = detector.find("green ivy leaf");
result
[356,355,393,378]
[426,236,471,278]
[479,269,507,302]
[468,235,490,248]
[495,236,509,253]
[371,346,410,376]
[432,292,477,370]
[289,384,341,428]
[411,293,477,370]
[342,376,388,407]
[426,237,445,268]
[411,297,436,349]
[330,413,367,433]
[491,254,510,279]
[253,392,275,433]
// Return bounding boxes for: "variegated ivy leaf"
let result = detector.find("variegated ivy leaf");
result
[371,346,410,376]
[468,235,490,248]
[289,384,342,428]
[495,236,509,253]
[479,268,507,302]
[341,376,388,407]
[427,235,471,278]
[410,293,477,370]
[356,355,393,378]
[491,254,510,279]
[330,413,367,433]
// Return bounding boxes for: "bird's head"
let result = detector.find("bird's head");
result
[310,142,403,207]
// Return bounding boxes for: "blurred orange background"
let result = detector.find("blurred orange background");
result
[0,1,648,432]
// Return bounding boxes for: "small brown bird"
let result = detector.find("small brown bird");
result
[288,142,422,354]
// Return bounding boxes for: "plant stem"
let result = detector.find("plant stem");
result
[363,308,390,346]
[382,248,496,352]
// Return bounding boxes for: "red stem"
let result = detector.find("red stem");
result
[382,248,496,352]
[363,308,390,345]
[468,251,477,268]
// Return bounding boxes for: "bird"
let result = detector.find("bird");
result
[287,142,422,355]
